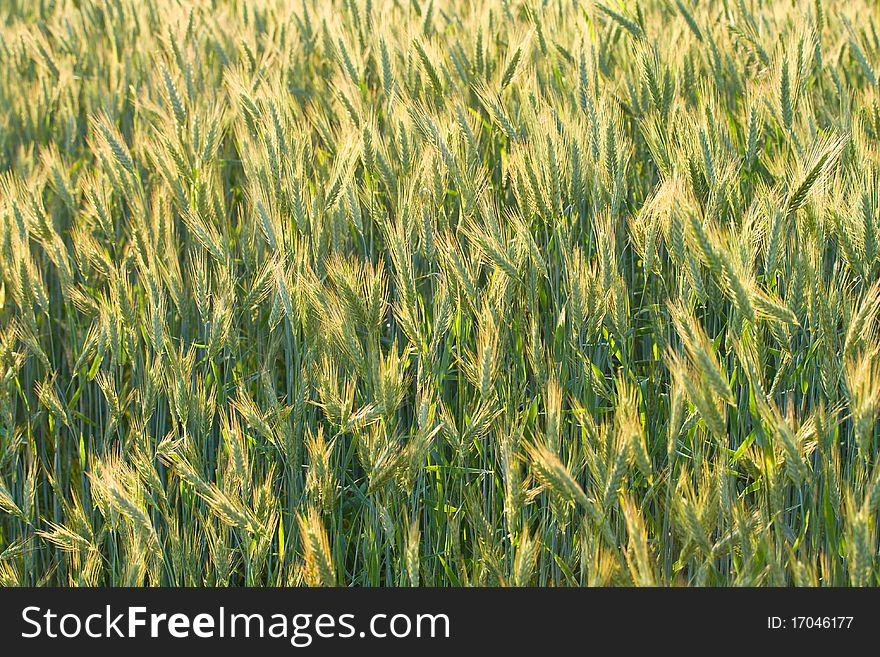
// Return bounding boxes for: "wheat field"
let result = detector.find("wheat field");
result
[1,0,879,587]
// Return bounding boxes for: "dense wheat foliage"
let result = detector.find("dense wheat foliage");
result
[1,0,880,586]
